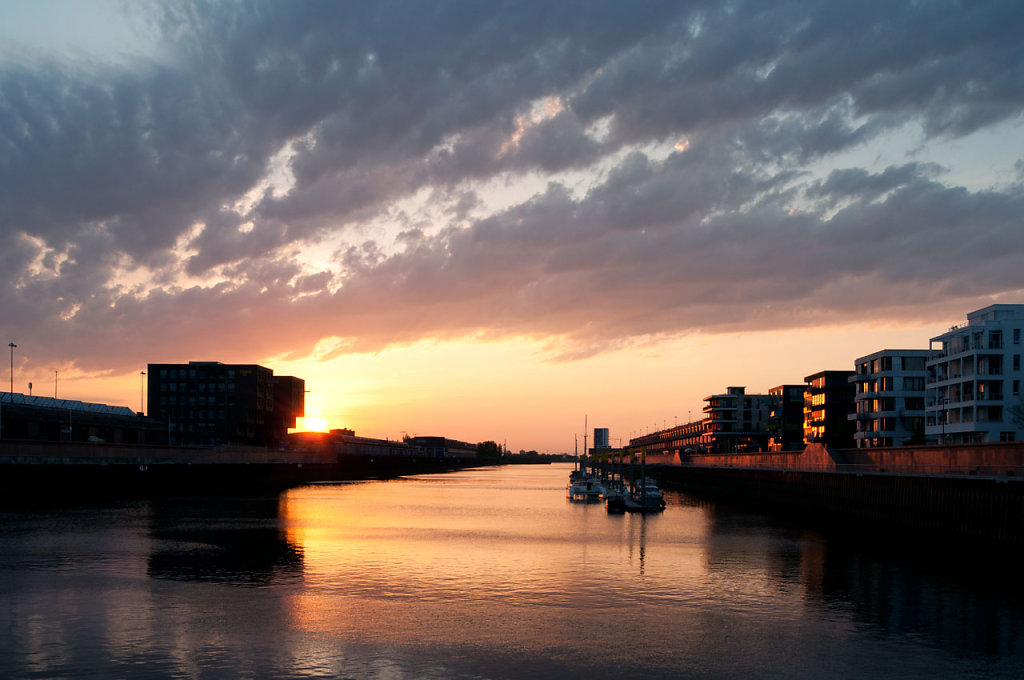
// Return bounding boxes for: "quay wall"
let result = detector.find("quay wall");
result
[647,442,1024,550]
[684,442,1024,475]
[0,439,334,465]
[0,439,481,498]
[653,465,1024,550]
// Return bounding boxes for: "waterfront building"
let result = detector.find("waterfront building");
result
[926,304,1024,443]
[0,392,166,444]
[702,386,773,453]
[850,349,931,448]
[148,361,304,447]
[288,430,481,458]
[594,427,610,449]
[803,371,855,449]
[405,435,479,458]
[767,384,806,451]
[629,418,706,459]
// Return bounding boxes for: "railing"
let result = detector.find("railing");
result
[681,461,1024,478]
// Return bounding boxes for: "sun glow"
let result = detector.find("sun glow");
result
[297,416,330,432]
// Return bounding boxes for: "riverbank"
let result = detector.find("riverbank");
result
[0,439,489,499]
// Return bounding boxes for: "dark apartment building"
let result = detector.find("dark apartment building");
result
[803,370,856,449]
[768,384,806,451]
[148,362,304,447]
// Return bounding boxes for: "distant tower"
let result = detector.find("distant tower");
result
[594,427,610,449]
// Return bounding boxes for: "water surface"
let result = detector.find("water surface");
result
[1,463,1021,678]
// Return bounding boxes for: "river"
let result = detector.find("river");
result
[1,462,1021,679]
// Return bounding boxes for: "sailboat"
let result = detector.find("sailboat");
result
[566,417,606,502]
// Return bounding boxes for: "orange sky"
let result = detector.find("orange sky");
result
[35,319,956,453]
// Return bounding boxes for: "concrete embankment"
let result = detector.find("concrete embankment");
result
[648,443,1024,551]
[0,440,481,499]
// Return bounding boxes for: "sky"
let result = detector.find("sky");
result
[2,0,1023,453]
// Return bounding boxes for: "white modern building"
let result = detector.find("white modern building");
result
[702,386,773,452]
[850,349,932,448]
[926,305,1024,443]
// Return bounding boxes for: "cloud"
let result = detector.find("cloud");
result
[2,0,1023,376]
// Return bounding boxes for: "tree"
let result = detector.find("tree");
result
[477,440,502,459]
[906,420,927,446]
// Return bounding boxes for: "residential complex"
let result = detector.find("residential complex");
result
[926,305,1024,443]
[850,349,930,448]
[148,361,304,447]
[803,370,855,449]
[768,384,805,451]
[620,304,1024,456]
[701,386,773,453]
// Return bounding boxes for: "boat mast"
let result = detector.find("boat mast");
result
[584,415,588,476]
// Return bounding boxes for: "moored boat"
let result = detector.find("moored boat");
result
[623,476,665,513]
[604,478,627,513]
[566,476,605,502]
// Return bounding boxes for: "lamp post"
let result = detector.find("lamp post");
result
[8,342,15,397]
[139,371,146,415]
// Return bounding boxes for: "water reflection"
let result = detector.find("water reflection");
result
[809,539,1024,659]
[0,465,1022,679]
[690,492,1024,663]
[146,496,303,586]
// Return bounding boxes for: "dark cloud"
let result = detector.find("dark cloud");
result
[2,0,1023,375]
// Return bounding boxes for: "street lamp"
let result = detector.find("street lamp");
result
[139,371,146,415]
[8,342,16,398]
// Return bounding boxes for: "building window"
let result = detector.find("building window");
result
[1015,355,1021,371]
[903,376,925,391]
[1015,328,1021,344]
[904,356,926,371]
[1014,380,1020,396]
[1000,432,1016,442]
